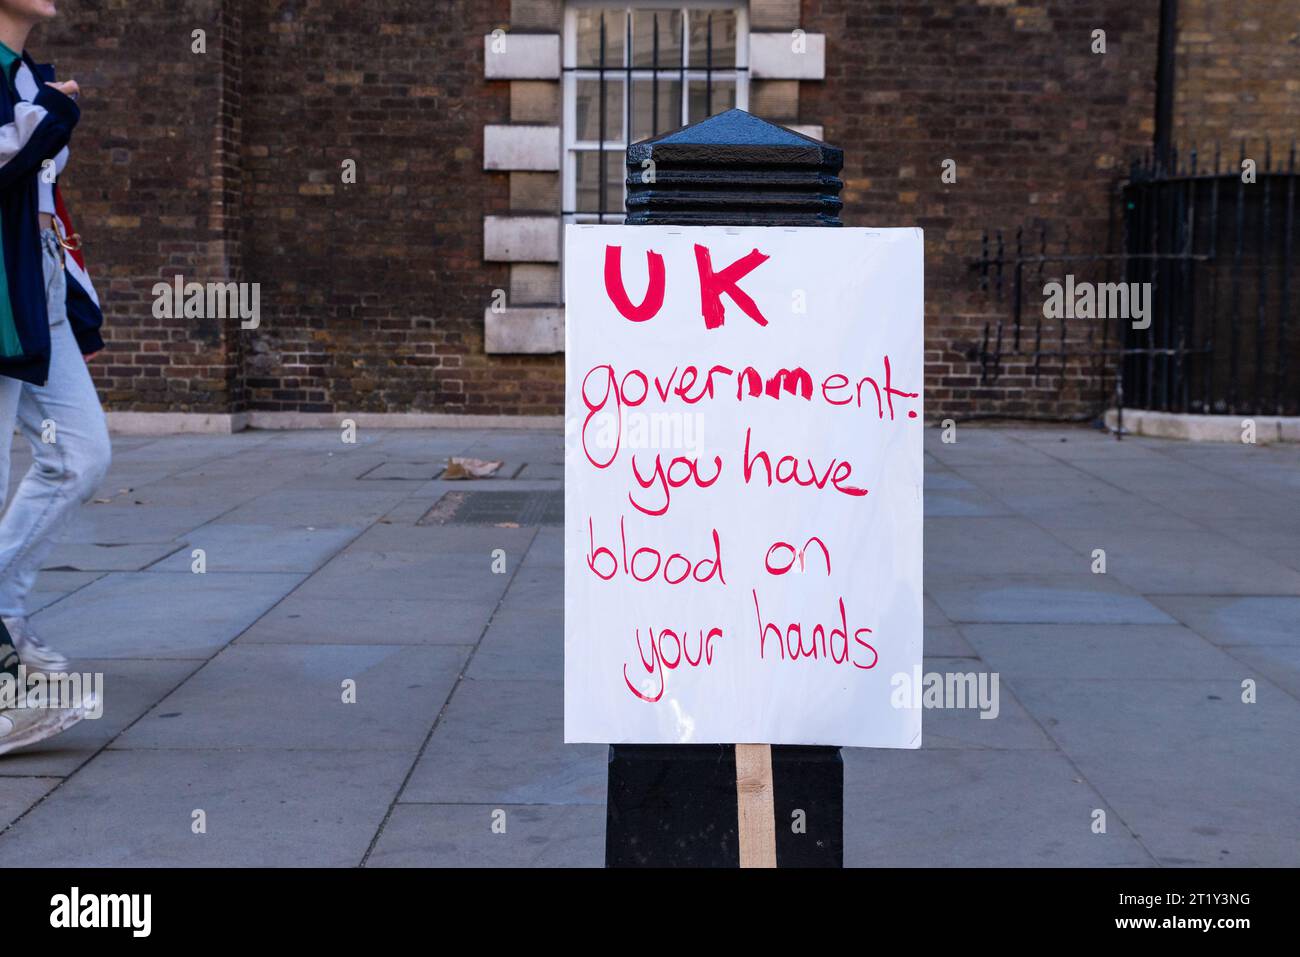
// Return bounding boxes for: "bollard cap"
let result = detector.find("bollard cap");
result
[625,109,844,226]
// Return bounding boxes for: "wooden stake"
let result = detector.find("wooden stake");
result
[735,743,777,867]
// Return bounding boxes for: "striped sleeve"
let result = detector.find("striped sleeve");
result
[0,85,79,191]
[55,188,104,355]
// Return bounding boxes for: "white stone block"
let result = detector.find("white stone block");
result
[750,32,826,80]
[1103,408,1299,444]
[483,124,560,171]
[483,215,560,262]
[484,306,564,354]
[484,33,560,79]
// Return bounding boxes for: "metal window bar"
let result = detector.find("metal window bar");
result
[563,6,747,223]
[971,140,1299,429]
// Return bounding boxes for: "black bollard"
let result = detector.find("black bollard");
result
[605,109,845,868]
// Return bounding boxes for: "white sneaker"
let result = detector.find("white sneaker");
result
[1,617,70,673]
[0,698,90,757]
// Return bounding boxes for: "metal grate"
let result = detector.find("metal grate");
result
[417,491,565,527]
[972,140,1299,420]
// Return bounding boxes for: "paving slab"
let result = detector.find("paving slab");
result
[915,657,1054,750]
[218,487,413,528]
[1223,644,1300,700]
[345,521,536,556]
[1047,527,1300,596]
[106,474,288,508]
[494,562,563,614]
[1012,677,1300,866]
[961,623,1242,679]
[1265,546,1300,574]
[298,452,393,481]
[924,625,978,658]
[924,472,977,491]
[925,431,1062,468]
[926,575,1177,625]
[1147,595,1300,647]
[523,526,564,565]
[116,643,470,751]
[360,462,448,480]
[402,678,605,805]
[842,748,1154,867]
[238,596,495,645]
[42,542,184,572]
[516,463,564,480]
[26,571,105,614]
[31,572,306,659]
[924,488,1015,517]
[2,424,1294,867]
[467,609,563,681]
[369,433,478,458]
[366,803,604,867]
[253,429,389,452]
[296,550,515,603]
[62,503,230,544]
[0,748,413,866]
[462,431,563,460]
[0,777,60,831]
[924,517,1086,578]
[1209,514,1300,553]
[145,523,361,574]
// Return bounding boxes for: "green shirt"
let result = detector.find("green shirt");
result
[0,40,24,357]
[0,40,18,76]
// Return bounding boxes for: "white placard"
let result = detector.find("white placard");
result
[564,225,924,747]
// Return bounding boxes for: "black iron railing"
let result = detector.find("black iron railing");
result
[973,141,1299,420]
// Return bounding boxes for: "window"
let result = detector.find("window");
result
[562,2,749,225]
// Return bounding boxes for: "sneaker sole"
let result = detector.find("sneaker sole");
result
[0,706,88,757]
[16,651,71,674]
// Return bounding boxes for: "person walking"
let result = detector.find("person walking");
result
[0,0,108,755]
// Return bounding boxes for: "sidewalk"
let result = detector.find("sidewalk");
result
[0,424,1296,867]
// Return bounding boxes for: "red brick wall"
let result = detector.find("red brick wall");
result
[30,1,1292,420]
[800,0,1160,420]
[237,0,566,416]
[1173,0,1300,153]
[39,0,243,413]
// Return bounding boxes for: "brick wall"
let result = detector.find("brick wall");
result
[28,1,1294,420]
[1173,0,1300,153]
[800,0,1160,419]
[237,0,567,416]
[39,0,243,414]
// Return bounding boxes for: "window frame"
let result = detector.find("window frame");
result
[561,0,750,225]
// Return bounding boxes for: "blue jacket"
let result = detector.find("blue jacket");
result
[0,52,103,385]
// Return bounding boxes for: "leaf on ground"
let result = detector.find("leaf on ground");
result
[443,456,503,480]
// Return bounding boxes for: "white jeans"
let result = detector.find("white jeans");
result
[0,229,111,617]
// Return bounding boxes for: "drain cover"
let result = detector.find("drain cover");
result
[417,490,564,527]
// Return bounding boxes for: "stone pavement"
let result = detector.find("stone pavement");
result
[0,424,1296,867]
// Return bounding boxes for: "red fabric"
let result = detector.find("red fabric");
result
[52,186,86,270]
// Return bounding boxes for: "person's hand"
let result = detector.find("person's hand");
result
[83,351,101,362]
[45,80,79,100]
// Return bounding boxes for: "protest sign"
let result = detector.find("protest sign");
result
[564,224,923,748]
